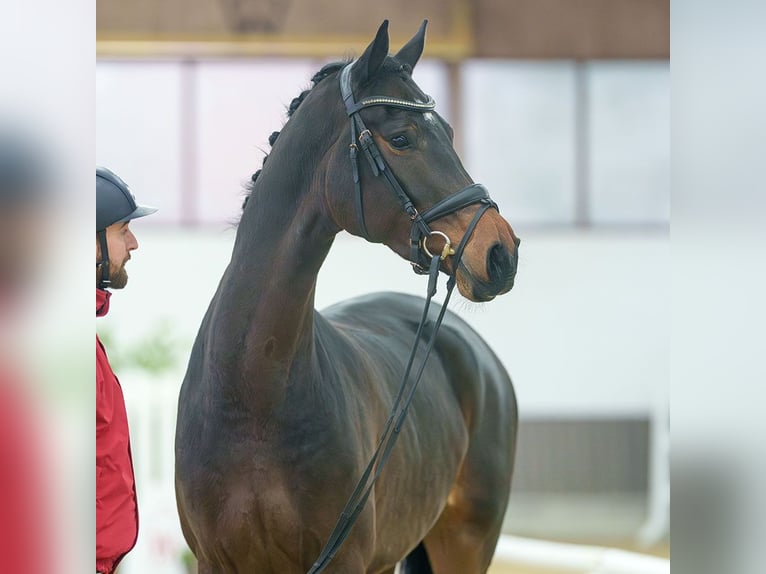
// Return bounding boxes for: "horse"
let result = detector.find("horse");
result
[175,20,520,574]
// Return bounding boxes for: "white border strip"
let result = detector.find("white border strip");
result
[492,535,669,574]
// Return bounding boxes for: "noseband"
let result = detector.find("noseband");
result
[339,63,497,274]
[307,63,502,574]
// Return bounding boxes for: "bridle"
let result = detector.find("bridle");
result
[306,62,500,574]
[339,63,497,274]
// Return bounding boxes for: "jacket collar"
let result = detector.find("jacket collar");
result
[96,288,111,317]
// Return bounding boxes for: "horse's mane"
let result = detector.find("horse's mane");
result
[241,60,348,211]
[241,57,412,212]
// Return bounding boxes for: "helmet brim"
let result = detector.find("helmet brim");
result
[120,204,158,223]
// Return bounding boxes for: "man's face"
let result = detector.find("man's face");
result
[96,221,138,289]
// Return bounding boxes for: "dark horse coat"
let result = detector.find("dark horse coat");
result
[175,21,519,574]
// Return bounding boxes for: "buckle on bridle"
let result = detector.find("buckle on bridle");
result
[421,230,456,261]
[358,129,372,143]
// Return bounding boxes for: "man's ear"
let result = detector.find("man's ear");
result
[353,20,390,86]
[394,20,428,71]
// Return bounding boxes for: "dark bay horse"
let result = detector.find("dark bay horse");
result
[175,20,519,574]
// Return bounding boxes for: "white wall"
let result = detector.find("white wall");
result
[97,59,669,226]
[102,227,668,418]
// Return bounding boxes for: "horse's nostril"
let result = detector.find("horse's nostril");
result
[488,243,515,285]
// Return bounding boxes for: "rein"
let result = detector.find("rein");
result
[306,62,498,573]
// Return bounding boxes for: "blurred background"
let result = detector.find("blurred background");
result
[96,1,669,572]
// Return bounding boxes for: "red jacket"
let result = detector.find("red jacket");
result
[0,371,51,572]
[96,288,138,573]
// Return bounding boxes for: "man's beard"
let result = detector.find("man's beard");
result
[108,262,129,289]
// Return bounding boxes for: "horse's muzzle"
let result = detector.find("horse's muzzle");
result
[488,241,518,286]
[488,241,517,284]
[460,241,517,301]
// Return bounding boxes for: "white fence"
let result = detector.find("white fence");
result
[122,375,188,574]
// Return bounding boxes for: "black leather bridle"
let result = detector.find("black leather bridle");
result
[306,62,500,574]
[339,63,497,274]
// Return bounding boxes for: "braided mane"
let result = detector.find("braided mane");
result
[241,58,414,211]
[241,61,348,210]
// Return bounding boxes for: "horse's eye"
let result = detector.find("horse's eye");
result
[390,134,410,149]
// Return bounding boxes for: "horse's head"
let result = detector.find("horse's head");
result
[310,21,520,302]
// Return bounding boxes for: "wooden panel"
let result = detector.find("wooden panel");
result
[473,0,669,59]
[97,0,470,58]
[97,0,668,59]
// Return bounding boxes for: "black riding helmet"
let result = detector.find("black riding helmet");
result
[96,167,157,289]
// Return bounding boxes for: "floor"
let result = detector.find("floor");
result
[487,539,670,574]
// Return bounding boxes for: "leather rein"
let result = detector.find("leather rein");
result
[306,62,499,573]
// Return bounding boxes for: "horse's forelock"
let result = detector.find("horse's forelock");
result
[383,58,412,77]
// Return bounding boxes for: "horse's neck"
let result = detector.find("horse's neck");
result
[208,152,336,408]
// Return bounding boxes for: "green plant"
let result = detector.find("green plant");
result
[98,319,184,376]
[181,547,197,574]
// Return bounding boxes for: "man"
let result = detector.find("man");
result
[96,167,156,574]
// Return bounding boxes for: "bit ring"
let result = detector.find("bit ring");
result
[421,230,456,260]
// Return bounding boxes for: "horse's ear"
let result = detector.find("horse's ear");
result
[354,20,389,85]
[395,20,428,70]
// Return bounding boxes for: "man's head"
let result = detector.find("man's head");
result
[96,167,156,290]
